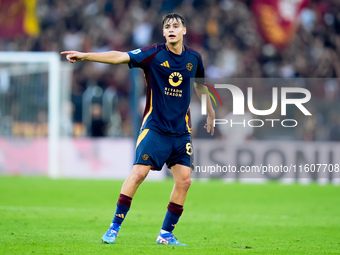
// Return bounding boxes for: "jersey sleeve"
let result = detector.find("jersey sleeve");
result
[127,44,159,70]
[195,54,205,82]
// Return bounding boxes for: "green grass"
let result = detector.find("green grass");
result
[0,176,339,254]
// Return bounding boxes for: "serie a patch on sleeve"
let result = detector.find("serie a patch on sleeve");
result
[130,49,141,54]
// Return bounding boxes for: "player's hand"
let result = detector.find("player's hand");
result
[60,51,86,63]
[204,114,215,136]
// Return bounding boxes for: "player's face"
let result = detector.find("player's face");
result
[163,18,186,44]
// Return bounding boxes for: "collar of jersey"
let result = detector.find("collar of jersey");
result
[165,43,186,57]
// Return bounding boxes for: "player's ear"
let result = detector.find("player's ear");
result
[183,27,187,35]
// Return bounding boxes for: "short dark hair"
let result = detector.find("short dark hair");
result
[162,13,186,27]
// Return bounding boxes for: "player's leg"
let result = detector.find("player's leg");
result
[157,132,193,245]
[169,164,192,205]
[121,164,151,197]
[102,128,169,244]
[162,164,191,233]
[156,164,191,246]
[102,164,150,244]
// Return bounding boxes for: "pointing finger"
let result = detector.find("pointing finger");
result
[60,51,73,55]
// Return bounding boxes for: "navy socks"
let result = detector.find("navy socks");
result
[161,202,183,233]
[110,195,184,234]
[111,194,132,229]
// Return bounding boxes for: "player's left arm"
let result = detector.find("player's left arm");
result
[194,82,215,136]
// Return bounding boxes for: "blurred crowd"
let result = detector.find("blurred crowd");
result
[1,0,340,141]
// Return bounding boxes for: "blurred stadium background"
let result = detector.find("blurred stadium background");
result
[0,0,339,183]
[1,1,340,254]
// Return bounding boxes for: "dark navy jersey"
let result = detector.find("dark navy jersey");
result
[127,43,204,135]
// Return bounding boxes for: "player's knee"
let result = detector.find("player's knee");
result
[177,177,192,191]
[131,170,148,185]
[185,177,192,190]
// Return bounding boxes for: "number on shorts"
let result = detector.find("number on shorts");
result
[186,143,193,155]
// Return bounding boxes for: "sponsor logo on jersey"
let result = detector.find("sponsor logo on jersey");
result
[164,87,182,97]
[169,72,183,87]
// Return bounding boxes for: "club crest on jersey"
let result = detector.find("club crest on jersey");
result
[169,72,183,87]
[130,49,141,54]
[186,63,193,71]
[142,154,149,161]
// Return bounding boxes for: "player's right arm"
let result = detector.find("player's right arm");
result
[60,51,130,64]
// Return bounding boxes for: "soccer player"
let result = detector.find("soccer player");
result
[61,13,215,246]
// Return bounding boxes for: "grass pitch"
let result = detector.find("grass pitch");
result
[0,176,339,255]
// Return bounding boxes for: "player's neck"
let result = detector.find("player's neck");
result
[166,42,184,55]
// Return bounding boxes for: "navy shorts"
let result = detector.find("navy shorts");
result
[134,129,194,171]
